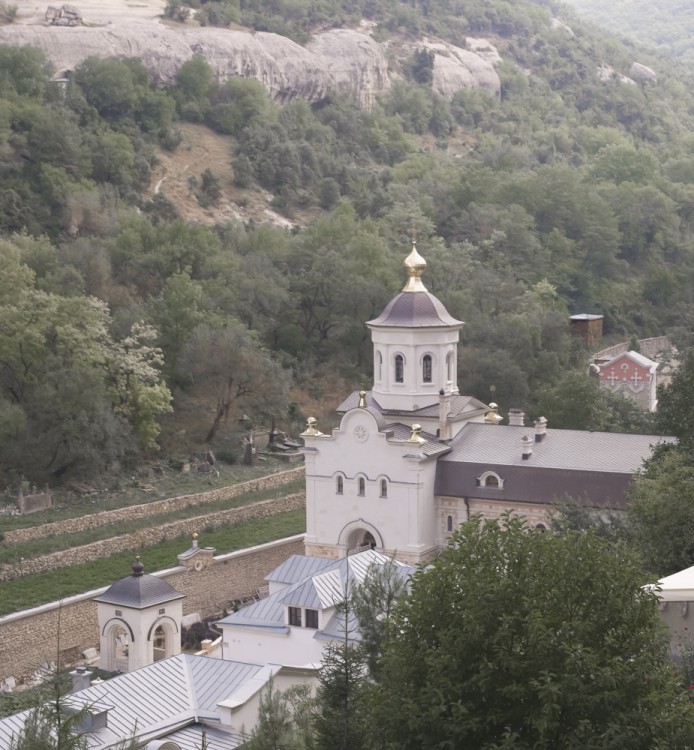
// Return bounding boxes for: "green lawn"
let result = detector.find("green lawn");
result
[0,510,305,616]
[0,479,304,565]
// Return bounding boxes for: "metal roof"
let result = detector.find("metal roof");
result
[265,555,334,585]
[367,291,463,328]
[443,423,668,472]
[218,551,414,635]
[93,561,185,610]
[161,724,247,750]
[335,390,487,422]
[435,423,673,509]
[0,655,263,749]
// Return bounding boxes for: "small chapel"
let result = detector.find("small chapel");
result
[300,242,669,564]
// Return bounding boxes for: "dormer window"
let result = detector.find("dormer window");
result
[395,354,404,383]
[423,355,432,383]
[477,471,504,489]
[288,607,302,626]
[336,476,343,494]
[305,609,319,629]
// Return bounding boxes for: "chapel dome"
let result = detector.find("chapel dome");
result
[367,241,462,329]
[93,558,185,610]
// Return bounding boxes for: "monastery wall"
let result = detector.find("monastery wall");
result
[0,493,305,581]
[0,535,306,684]
[5,466,305,544]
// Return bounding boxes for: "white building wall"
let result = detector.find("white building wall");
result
[220,622,326,667]
[304,408,439,563]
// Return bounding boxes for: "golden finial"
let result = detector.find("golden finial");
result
[358,390,367,408]
[301,417,323,437]
[192,532,198,540]
[406,423,426,444]
[402,235,427,293]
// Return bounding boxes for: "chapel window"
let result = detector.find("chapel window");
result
[358,477,366,496]
[336,476,343,494]
[447,515,453,532]
[395,354,404,383]
[380,479,387,498]
[423,355,432,383]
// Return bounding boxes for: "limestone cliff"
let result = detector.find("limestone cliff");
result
[0,21,500,106]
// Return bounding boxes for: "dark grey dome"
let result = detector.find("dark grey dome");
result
[94,559,185,609]
[367,291,463,328]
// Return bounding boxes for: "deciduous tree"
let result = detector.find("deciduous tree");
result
[370,515,694,749]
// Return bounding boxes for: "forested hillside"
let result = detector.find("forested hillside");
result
[563,0,694,66]
[2,0,694,486]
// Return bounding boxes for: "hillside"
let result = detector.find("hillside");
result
[562,0,694,66]
[1,0,694,488]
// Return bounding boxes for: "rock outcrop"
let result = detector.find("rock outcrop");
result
[0,22,499,106]
[405,38,500,98]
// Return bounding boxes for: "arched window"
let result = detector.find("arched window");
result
[336,476,343,494]
[358,477,365,496]
[485,475,499,487]
[446,352,453,382]
[395,354,404,383]
[380,479,387,498]
[447,515,453,532]
[423,354,432,383]
[376,351,383,383]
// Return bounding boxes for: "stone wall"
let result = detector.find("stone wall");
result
[0,493,306,581]
[0,535,306,683]
[4,467,305,544]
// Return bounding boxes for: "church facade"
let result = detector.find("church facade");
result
[301,244,669,564]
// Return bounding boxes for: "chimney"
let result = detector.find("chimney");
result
[521,435,533,460]
[70,667,92,693]
[438,389,451,440]
[534,417,547,442]
[508,408,525,427]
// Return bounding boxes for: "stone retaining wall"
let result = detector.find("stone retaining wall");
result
[0,534,306,683]
[0,493,305,581]
[4,466,305,544]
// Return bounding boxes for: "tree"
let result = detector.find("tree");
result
[351,557,408,679]
[628,446,694,575]
[370,515,694,749]
[313,604,367,750]
[655,348,694,447]
[181,321,290,443]
[244,680,314,750]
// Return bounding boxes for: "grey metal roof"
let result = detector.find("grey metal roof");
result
[162,724,247,750]
[435,423,673,509]
[443,423,669,472]
[385,423,451,458]
[0,655,263,750]
[218,551,414,636]
[367,291,463,328]
[93,560,185,610]
[336,390,488,423]
[265,555,334,585]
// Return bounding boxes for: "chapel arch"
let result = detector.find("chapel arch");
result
[338,520,384,554]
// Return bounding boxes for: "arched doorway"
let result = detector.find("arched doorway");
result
[107,623,130,673]
[153,625,167,662]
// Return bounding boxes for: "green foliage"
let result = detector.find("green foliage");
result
[244,680,315,750]
[628,447,694,575]
[371,515,694,749]
[8,702,88,750]
[655,349,694,447]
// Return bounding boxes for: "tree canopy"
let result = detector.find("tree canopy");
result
[368,515,694,749]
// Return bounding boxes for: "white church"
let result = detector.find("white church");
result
[300,241,667,563]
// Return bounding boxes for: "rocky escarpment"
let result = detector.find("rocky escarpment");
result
[0,22,500,106]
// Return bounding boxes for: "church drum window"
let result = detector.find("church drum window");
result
[446,352,453,382]
[395,354,404,383]
[423,354,432,383]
